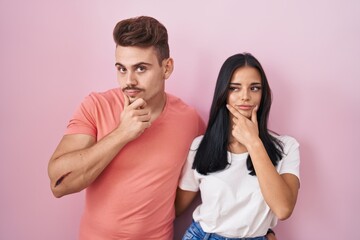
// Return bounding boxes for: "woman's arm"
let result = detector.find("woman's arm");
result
[266,229,277,240]
[227,105,299,220]
[246,141,299,220]
[175,188,199,217]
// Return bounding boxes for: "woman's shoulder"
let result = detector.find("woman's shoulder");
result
[272,133,300,152]
[273,134,298,143]
[190,135,204,151]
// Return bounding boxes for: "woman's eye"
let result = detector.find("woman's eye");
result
[251,86,261,91]
[229,87,239,91]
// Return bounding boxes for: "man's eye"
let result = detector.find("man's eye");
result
[136,66,146,72]
[117,67,126,73]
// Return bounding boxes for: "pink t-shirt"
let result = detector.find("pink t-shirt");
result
[65,88,205,240]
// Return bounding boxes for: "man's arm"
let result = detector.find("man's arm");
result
[48,130,131,197]
[48,97,151,198]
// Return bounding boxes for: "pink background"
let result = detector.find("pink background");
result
[1,0,359,239]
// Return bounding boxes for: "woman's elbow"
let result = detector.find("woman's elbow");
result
[174,199,187,217]
[175,206,182,217]
[275,206,294,221]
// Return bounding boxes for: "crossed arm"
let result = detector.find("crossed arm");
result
[48,132,128,197]
[48,96,151,197]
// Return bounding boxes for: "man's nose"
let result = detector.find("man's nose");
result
[126,72,137,86]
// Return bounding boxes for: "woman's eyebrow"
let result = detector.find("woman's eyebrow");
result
[229,82,262,85]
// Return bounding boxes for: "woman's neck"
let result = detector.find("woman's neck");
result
[228,138,248,154]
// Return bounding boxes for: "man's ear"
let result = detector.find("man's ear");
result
[163,58,174,80]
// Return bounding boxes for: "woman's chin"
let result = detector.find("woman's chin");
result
[239,111,251,119]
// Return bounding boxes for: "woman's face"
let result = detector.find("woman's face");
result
[227,66,262,119]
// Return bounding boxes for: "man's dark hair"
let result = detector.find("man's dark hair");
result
[113,16,169,64]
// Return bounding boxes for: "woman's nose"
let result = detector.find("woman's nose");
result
[240,89,250,101]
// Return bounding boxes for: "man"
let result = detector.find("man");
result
[48,16,204,239]
[48,16,277,240]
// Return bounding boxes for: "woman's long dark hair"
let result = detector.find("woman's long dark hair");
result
[193,53,284,176]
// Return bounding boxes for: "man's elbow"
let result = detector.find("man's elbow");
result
[49,180,67,198]
[49,172,73,198]
[51,188,64,198]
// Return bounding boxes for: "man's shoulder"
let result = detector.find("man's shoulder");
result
[84,88,122,105]
[166,93,197,113]
[89,88,121,99]
[165,93,205,132]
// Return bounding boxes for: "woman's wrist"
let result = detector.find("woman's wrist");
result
[245,138,263,152]
[266,228,275,235]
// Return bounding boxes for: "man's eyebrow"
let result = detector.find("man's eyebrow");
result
[114,62,152,67]
[133,62,153,69]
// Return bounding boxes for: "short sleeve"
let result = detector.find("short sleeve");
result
[178,136,203,192]
[65,94,97,137]
[277,136,300,179]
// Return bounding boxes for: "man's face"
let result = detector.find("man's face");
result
[115,46,172,106]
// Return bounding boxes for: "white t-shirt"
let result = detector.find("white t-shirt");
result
[178,135,300,238]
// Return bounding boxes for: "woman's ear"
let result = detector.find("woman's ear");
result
[163,58,174,80]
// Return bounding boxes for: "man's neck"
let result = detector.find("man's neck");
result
[148,93,167,123]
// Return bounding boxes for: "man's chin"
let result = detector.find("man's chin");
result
[128,96,139,104]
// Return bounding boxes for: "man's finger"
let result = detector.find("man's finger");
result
[123,93,130,108]
[138,114,152,122]
[129,98,147,110]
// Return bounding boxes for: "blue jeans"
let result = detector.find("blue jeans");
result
[182,221,267,240]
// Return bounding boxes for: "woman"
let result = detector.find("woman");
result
[176,53,300,240]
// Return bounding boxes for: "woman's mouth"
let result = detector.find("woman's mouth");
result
[237,105,253,111]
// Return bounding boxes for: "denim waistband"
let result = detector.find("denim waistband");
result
[191,221,266,240]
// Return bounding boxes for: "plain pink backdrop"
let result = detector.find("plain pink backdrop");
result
[1,0,359,239]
